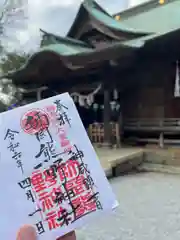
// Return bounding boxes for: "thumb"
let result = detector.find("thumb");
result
[16,225,37,240]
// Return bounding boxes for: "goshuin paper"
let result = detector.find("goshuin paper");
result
[0,93,118,239]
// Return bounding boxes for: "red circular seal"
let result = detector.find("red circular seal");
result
[21,109,50,134]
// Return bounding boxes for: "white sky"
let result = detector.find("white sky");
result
[2,0,148,52]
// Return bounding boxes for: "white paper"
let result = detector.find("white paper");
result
[0,92,118,239]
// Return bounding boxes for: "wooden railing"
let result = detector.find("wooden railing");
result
[88,122,120,147]
[124,118,180,132]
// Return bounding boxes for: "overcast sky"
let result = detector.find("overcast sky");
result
[1,0,148,52]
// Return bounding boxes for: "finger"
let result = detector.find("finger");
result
[56,231,76,240]
[16,225,37,240]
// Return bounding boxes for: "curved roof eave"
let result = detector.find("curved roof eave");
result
[67,3,87,38]
[113,0,162,20]
[68,0,152,39]
[84,1,152,37]
[67,0,112,38]
[4,27,179,82]
[29,41,144,68]
[2,40,143,82]
[40,29,91,48]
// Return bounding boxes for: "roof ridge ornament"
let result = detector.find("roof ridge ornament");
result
[159,0,165,4]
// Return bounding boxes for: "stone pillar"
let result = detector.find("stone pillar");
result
[103,83,111,147]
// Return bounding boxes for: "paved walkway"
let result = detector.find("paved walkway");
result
[76,172,180,240]
[95,146,143,175]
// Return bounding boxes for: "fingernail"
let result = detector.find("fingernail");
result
[16,225,37,240]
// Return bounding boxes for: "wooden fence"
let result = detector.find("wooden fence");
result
[88,122,120,147]
[124,118,180,133]
[124,118,180,147]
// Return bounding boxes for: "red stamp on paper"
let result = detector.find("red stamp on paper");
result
[21,109,50,134]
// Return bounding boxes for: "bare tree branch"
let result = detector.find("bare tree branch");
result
[0,0,27,51]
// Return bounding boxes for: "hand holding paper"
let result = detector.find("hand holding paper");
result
[16,226,76,240]
[0,93,118,239]
[16,225,37,240]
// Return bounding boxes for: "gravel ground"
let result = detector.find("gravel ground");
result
[76,172,180,240]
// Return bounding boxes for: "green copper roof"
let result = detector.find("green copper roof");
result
[68,0,150,38]
[39,43,92,56]
[118,0,180,33]
[84,2,135,32]
[122,26,180,49]
[38,38,141,57]
[83,1,150,34]
[3,39,142,82]
[40,29,90,48]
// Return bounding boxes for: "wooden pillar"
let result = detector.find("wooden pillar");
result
[37,89,41,101]
[103,83,111,147]
[159,132,164,148]
[36,86,48,101]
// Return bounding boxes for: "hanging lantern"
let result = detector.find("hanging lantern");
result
[110,101,116,111]
[79,96,84,106]
[90,94,94,104]
[93,103,98,111]
[116,103,120,111]
[113,89,118,100]
[73,95,78,103]
[86,96,92,106]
